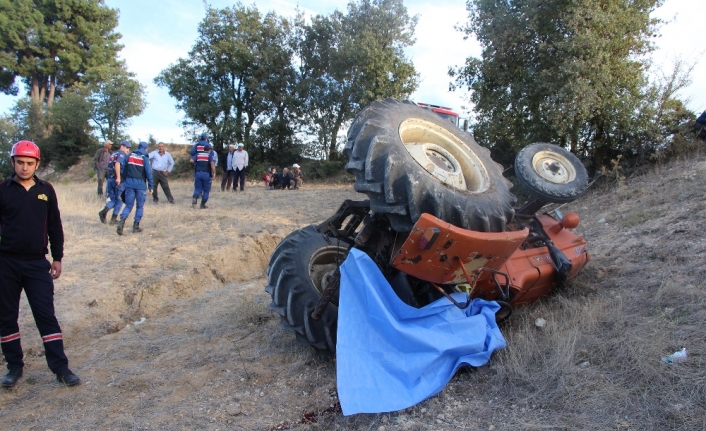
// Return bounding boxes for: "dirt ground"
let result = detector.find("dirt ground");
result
[1,155,705,430]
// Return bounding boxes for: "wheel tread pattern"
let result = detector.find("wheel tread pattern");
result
[265,225,342,354]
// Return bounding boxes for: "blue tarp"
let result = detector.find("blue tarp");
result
[336,249,507,415]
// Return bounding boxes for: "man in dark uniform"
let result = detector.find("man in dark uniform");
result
[117,141,154,235]
[93,140,112,197]
[0,141,79,387]
[190,134,216,209]
[98,140,130,225]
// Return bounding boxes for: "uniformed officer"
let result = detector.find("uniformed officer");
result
[190,134,216,209]
[0,141,80,387]
[98,140,131,225]
[117,141,154,235]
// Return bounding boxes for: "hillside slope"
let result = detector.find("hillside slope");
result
[1,154,704,430]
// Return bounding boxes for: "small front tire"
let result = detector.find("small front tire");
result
[514,143,589,203]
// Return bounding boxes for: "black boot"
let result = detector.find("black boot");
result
[109,214,118,225]
[200,203,208,209]
[116,218,126,235]
[56,369,80,386]
[98,208,108,224]
[133,221,143,233]
[1,368,22,388]
[192,197,197,209]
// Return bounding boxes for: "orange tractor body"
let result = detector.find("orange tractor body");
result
[391,212,589,307]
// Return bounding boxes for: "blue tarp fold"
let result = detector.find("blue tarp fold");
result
[336,249,506,415]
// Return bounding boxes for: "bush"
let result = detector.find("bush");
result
[171,157,194,179]
[312,160,345,178]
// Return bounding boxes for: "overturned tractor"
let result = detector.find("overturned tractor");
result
[266,98,590,354]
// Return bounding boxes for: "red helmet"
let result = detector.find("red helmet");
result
[11,140,41,160]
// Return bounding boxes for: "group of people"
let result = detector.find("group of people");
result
[0,135,304,390]
[95,140,158,235]
[93,134,305,228]
[263,164,304,190]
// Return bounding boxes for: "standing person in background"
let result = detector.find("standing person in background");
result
[221,144,236,191]
[191,136,216,209]
[93,140,112,197]
[291,164,304,189]
[233,143,248,192]
[117,142,153,235]
[148,142,175,204]
[0,141,80,388]
[98,141,131,225]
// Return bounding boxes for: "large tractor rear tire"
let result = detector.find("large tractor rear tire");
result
[265,225,347,354]
[343,98,516,232]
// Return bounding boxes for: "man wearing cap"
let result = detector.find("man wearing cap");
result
[0,140,80,387]
[98,141,131,225]
[291,164,304,189]
[148,142,175,204]
[233,143,248,192]
[220,144,236,192]
[191,134,216,208]
[93,140,113,197]
[117,141,154,235]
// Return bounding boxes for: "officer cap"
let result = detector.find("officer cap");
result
[200,133,209,140]
[120,140,132,149]
[138,141,149,149]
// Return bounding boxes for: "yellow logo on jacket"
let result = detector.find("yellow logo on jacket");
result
[37,194,48,201]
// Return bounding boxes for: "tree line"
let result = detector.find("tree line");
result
[0,0,145,176]
[155,0,419,168]
[1,0,700,180]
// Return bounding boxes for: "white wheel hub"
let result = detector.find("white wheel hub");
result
[400,119,489,193]
[531,150,576,184]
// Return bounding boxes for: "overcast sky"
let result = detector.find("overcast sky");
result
[1,0,703,144]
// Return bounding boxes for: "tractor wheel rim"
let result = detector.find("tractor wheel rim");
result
[400,118,489,193]
[531,150,576,185]
[308,245,346,295]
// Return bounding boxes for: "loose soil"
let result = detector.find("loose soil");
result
[1,156,705,430]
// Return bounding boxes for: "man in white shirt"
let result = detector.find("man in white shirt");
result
[148,142,175,204]
[232,143,248,192]
[221,144,236,191]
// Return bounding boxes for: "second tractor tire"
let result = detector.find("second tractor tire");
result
[265,225,347,354]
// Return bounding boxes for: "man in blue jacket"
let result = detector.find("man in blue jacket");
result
[190,134,216,209]
[98,141,131,225]
[117,141,154,235]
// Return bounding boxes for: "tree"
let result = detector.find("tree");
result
[0,0,121,108]
[41,88,97,169]
[450,0,686,169]
[86,65,146,143]
[300,0,419,160]
[0,115,20,179]
[156,4,296,154]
